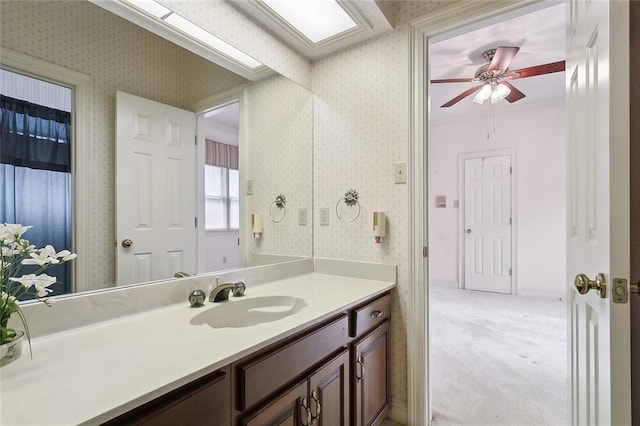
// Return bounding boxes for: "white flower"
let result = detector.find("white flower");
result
[0,223,32,242]
[9,274,57,297]
[22,245,60,266]
[56,250,77,262]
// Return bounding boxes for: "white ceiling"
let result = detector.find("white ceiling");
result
[429,3,566,119]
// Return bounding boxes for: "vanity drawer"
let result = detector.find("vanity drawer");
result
[236,314,348,411]
[350,292,390,337]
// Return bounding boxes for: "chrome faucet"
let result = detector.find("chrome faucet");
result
[209,280,246,302]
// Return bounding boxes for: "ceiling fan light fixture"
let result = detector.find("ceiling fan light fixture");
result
[472,83,493,104]
[490,83,511,104]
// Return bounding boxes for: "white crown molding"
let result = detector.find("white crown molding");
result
[0,47,94,293]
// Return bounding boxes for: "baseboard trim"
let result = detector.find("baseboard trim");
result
[387,398,408,425]
[430,279,459,289]
[517,288,566,300]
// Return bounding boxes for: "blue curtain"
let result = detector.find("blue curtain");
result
[0,95,72,296]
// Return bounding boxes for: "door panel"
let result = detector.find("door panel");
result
[116,92,196,285]
[567,0,631,424]
[309,349,350,426]
[464,155,512,293]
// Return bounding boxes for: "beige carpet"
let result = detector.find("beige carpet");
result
[430,286,567,426]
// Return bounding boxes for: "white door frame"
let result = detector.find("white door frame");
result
[0,48,94,293]
[408,1,559,424]
[191,85,248,273]
[458,149,517,293]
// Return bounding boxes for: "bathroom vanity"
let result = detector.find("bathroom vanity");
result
[0,259,395,426]
[105,292,390,426]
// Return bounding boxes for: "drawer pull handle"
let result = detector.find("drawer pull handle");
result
[311,390,321,422]
[356,355,365,381]
[370,309,383,318]
[300,397,312,425]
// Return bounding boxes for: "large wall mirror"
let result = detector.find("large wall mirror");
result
[0,0,313,296]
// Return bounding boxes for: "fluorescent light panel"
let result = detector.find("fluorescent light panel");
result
[261,0,357,43]
[123,0,263,69]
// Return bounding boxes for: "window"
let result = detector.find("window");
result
[204,140,239,230]
[0,69,73,296]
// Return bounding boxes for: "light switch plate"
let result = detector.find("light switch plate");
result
[246,179,254,195]
[319,208,330,226]
[394,162,407,184]
[298,208,307,226]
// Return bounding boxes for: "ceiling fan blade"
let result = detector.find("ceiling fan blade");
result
[501,81,526,103]
[430,77,475,84]
[504,60,566,79]
[487,46,520,74]
[440,85,483,108]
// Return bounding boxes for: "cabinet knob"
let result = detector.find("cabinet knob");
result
[370,309,383,318]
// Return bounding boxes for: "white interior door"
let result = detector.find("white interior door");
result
[464,155,512,294]
[567,0,631,424]
[116,92,196,285]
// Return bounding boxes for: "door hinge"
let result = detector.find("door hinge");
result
[509,166,512,174]
[194,134,197,145]
[194,217,198,227]
[423,246,429,258]
[509,268,512,276]
[509,217,512,225]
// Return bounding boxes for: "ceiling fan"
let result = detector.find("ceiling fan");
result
[431,46,565,108]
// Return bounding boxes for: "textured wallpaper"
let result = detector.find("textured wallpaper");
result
[245,74,313,259]
[0,0,248,290]
[159,0,311,88]
[311,1,450,419]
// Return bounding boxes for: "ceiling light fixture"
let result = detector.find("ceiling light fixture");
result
[472,82,511,105]
[122,0,263,69]
[260,0,357,43]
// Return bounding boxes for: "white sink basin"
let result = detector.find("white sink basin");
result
[190,295,307,328]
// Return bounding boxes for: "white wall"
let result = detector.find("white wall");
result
[429,97,567,298]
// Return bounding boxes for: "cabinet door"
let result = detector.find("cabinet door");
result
[241,380,309,426]
[353,322,390,426]
[308,348,350,426]
[103,367,230,426]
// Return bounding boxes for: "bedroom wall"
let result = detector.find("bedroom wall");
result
[429,98,567,299]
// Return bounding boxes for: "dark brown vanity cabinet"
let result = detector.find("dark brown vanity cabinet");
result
[235,315,350,425]
[103,291,392,426]
[240,348,350,426]
[103,366,231,426]
[350,294,391,426]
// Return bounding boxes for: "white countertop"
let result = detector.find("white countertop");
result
[0,272,394,426]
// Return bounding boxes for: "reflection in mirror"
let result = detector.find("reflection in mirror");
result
[0,0,312,297]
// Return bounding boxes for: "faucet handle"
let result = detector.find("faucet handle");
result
[233,281,246,297]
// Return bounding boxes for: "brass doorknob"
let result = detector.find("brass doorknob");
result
[121,239,133,248]
[574,273,606,298]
